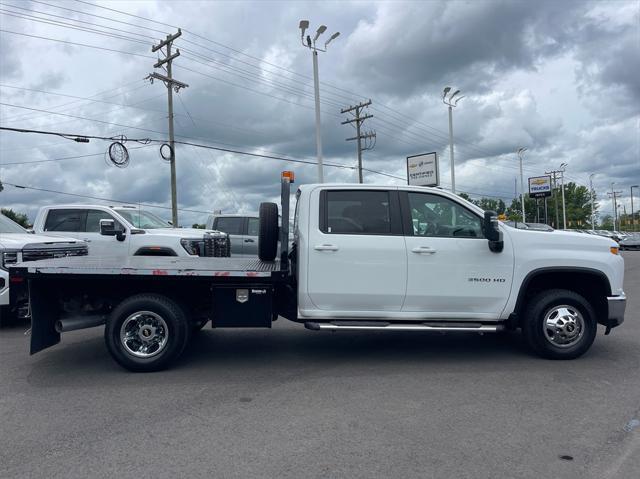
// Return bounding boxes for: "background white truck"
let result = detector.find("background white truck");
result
[33,205,230,257]
[0,213,87,323]
[11,174,626,371]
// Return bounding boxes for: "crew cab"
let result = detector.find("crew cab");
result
[0,213,87,322]
[10,173,626,371]
[32,205,230,257]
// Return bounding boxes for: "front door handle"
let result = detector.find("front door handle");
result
[411,246,436,254]
[81,238,92,243]
[314,244,339,252]
[244,239,255,243]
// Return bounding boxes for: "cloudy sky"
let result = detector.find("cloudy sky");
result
[0,0,638,226]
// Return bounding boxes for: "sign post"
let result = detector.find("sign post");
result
[407,152,439,187]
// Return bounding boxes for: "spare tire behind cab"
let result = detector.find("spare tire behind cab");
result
[259,202,279,261]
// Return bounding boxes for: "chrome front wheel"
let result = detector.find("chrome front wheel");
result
[542,305,585,348]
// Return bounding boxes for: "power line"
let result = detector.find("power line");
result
[1,181,210,215]
[0,145,152,166]
[0,8,152,46]
[30,0,170,35]
[0,29,154,58]
[0,2,158,40]
[0,80,147,123]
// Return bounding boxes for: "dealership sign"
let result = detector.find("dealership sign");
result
[528,175,552,198]
[407,152,439,187]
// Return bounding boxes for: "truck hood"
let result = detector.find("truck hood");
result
[503,227,617,249]
[0,233,81,249]
[141,228,223,238]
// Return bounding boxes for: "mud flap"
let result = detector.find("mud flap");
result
[29,279,61,354]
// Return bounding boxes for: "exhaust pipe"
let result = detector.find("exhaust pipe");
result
[55,315,106,333]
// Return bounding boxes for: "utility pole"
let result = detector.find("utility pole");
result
[608,184,623,230]
[631,185,639,232]
[545,169,560,228]
[147,29,188,227]
[341,99,375,183]
[559,164,567,229]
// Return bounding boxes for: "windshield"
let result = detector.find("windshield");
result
[115,210,169,229]
[0,214,27,234]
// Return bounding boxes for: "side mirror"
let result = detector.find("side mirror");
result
[99,219,126,242]
[482,211,503,253]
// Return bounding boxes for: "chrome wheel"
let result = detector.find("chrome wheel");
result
[120,311,168,358]
[542,304,585,348]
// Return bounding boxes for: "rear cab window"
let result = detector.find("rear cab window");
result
[215,217,245,235]
[44,209,86,232]
[320,189,401,235]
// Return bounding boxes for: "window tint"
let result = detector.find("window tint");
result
[247,217,259,236]
[408,193,483,238]
[325,190,391,235]
[44,209,85,232]
[86,210,118,233]
[215,217,244,235]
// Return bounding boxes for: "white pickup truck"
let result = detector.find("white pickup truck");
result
[11,173,626,371]
[0,213,87,322]
[32,205,230,257]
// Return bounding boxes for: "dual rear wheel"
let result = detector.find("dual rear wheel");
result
[105,294,191,372]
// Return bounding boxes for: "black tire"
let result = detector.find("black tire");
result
[521,289,597,360]
[105,294,190,372]
[259,202,279,261]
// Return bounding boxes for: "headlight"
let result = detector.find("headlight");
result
[1,250,19,271]
[180,238,204,256]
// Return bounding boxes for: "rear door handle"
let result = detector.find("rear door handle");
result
[314,244,339,252]
[411,246,436,254]
[244,239,255,243]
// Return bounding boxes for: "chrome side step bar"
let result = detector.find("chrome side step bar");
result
[304,321,503,333]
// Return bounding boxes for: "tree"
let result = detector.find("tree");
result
[1,208,30,228]
[600,215,614,230]
[0,179,3,192]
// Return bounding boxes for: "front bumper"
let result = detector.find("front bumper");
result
[603,292,626,328]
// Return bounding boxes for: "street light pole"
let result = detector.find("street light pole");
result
[299,21,340,183]
[517,147,527,222]
[442,87,465,194]
[631,185,639,232]
[589,173,596,230]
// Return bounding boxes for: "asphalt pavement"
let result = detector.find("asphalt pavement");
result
[1,252,639,479]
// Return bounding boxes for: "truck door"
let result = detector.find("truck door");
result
[83,209,129,256]
[244,217,259,256]
[400,191,514,318]
[306,189,407,312]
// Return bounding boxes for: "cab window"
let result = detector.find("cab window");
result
[407,192,483,238]
[215,217,244,235]
[44,209,85,232]
[247,218,259,236]
[86,210,118,232]
[321,190,393,235]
